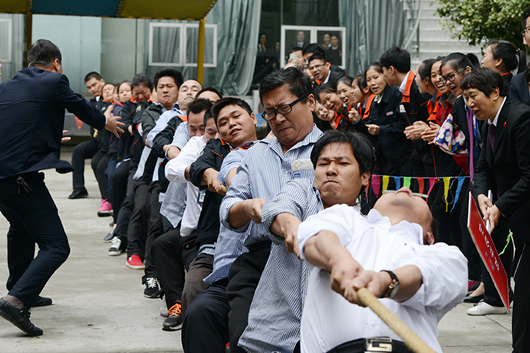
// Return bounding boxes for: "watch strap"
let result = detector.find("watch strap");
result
[380,270,399,298]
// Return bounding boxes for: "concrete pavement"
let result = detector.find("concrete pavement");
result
[0,148,514,352]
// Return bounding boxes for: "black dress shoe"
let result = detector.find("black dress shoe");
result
[32,296,52,307]
[69,188,88,199]
[0,297,43,336]
[463,293,484,303]
[103,228,115,243]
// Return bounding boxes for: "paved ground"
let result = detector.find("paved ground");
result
[0,148,514,352]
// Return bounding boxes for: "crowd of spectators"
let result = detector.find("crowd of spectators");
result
[61,7,530,353]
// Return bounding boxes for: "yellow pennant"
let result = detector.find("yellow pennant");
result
[382,175,390,192]
[444,177,451,212]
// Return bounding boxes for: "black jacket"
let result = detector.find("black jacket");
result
[474,99,530,243]
[509,71,530,105]
[0,67,106,179]
[189,138,232,249]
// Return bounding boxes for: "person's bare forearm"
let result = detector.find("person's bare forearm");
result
[303,230,354,271]
[228,198,265,229]
[381,265,422,302]
[270,213,300,239]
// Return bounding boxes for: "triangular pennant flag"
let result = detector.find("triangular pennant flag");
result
[403,177,411,189]
[382,175,390,193]
[372,175,381,198]
[418,178,425,195]
[443,177,451,212]
[427,177,437,197]
[451,177,466,212]
[75,116,84,130]
[394,176,401,190]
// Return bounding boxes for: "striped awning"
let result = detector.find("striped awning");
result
[0,0,218,20]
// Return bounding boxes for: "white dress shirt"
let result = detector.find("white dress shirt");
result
[165,135,206,236]
[298,205,467,353]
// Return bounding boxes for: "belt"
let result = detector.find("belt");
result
[327,337,412,353]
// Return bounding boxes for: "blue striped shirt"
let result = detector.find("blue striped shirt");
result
[219,126,322,246]
[239,178,324,353]
[219,126,322,352]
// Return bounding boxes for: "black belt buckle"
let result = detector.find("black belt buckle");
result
[365,337,393,352]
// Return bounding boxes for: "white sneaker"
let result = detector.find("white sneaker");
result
[467,301,507,316]
[108,237,123,256]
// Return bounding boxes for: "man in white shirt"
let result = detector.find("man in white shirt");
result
[297,187,467,353]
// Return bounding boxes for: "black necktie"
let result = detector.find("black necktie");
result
[489,124,496,152]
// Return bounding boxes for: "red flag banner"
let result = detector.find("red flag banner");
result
[467,192,510,311]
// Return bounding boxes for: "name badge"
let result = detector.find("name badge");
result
[197,190,206,205]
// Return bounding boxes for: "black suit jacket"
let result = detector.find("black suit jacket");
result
[509,71,530,105]
[474,98,530,243]
[0,67,106,179]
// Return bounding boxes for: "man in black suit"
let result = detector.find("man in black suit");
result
[307,53,345,88]
[0,39,123,336]
[509,7,530,105]
[463,69,530,353]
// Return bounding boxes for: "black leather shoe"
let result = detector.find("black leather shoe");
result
[103,228,115,243]
[69,188,88,199]
[0,297,43,336]
[463,293,484,303]
[32,296,52,307]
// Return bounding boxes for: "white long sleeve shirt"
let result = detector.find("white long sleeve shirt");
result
[165,135,206,236]
[297,205,468,353]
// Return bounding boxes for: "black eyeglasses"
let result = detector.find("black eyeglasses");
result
[262,93,309,121]
[440,68,466,84]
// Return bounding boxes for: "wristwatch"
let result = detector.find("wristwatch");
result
[380,270,400,299]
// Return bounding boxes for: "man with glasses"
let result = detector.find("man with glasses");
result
[220,67,322,352]
[307,53,345,88]
[509,7,530,105]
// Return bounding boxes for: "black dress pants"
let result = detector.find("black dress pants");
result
[152,227,197,309]
[142,183,164,283]
[113,161,135,243]
[226,241,271,353]
[513,243,530,353]
[91,150,109,200]
[126,180,150,259]
[71,138,99,190]
[0,173,70,308]
[182,280,230,353]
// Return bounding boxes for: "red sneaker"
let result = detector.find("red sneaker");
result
[126,255,144,270]
[97,199,113,217]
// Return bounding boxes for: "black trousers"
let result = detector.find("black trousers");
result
[0,172,70,308]
[126,180,150,259]
[152,227,197,309]
[429,180,463,249]
[460,186,481,281]
[142,183,164,283]
[91,150,109,201]
[182,280,230,353]
[71,138,99,190]
[226,241,271,353]
[113,161,135,242]
[513,243,530,352]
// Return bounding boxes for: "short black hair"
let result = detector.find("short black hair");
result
[522,7,530,30]
[186,98,214,123]
[365,62,383,76]
[337,76,354,87]
[131,73,153,91]
[310,130,375,195]
[460,68,508,97]
[302,43,326,59]
[28,39,62,68]
[380,46,411,73]
[196,87,223,100]
[117,81,132,96]
[308,53,327,66]
[103,82,115,88]
[153,68,184,90]
[353,74,367,91]
[203,109,214,126]
[291,46,303,53]
[84,71,102,83]
[211,97,253,127]
[259,67,313,104]
[417,58,436,80]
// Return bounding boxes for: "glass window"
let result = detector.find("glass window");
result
[0,18,12,62]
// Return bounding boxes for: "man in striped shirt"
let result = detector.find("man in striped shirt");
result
[220,67,321,352]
